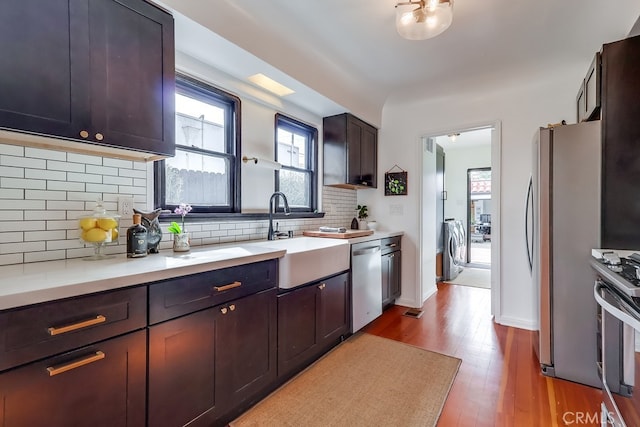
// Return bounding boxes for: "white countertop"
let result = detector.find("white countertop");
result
[0,231,404,311]
[0,244,286,311]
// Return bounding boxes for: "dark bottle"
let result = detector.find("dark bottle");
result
[127,214,148,258]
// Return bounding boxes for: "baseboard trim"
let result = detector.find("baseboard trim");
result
[495,315,537,331]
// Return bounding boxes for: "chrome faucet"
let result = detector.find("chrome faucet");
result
[268,192,291,240]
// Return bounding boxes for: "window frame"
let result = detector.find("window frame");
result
[154,73,241,215]
[274,113,318,213]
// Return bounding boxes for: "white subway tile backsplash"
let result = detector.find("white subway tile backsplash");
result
[0,200,45,210]
[24,250,66,263]
[0,141,358,265]
[25,147,67,161]
[103,175,133,186]
[46,200,85,210]
[85,183,119,193]
[0,241,45,255]
[0,188,23,199]
[67,152,102,165]
[0,232,24,243]
[25,190,67,201]
[0,145,24,156]
[25,168,66,181]
[24,210,66,220]
[67,172,103,184]
[1,177,46,190]
[0,253,23,266]
[48,180,84,191]
[0,211,24,221]
[90,165,119,176]
[1,155,46,169]
[0,166,24,178]
[47,160,85,173]
[24,230,66,242]
[0,221,45,232]
[104,158,134,169]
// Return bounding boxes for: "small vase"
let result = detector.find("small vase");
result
[358,220,369,230]
[173,232,190,252]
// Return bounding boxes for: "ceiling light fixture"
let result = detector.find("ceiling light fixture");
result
[448,133,460,142]
[395,0,454,40]
[247,73,295,97]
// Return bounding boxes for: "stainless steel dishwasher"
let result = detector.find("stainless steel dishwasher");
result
[351,240,382,332]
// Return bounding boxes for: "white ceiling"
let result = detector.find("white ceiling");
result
[434,128,492,151]
[159,0,640,123]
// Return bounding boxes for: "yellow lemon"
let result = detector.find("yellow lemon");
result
[111,228,119,239]
[83,228,108,243]
[97,217,118,231]
[79,217,97,231]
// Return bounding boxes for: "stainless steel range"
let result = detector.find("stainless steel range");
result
[591,249,640,426]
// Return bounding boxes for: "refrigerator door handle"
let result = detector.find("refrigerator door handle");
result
[525,176,534,273]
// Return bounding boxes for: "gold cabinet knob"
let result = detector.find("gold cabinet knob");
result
[79,130,89,138]
[95,133,104,141]
[318,283,326,290]
[229,304,236,311]
[221,307,228,315]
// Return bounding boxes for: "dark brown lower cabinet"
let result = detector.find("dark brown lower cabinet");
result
[277,272,350,380]
[0,329,146,427]
[148,288,277,427]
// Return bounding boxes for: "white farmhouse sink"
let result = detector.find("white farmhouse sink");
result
[248,237,350,289]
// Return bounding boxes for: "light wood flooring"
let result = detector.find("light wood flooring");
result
[363,282,602,426]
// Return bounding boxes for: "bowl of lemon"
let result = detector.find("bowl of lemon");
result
[78,200,121,260]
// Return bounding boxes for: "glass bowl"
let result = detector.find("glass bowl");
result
[78,200,121,260]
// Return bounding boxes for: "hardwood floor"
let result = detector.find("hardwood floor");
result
[363,283,603,426]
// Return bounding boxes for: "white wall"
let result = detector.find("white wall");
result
[444,145,492,231]
[358,70,577,328]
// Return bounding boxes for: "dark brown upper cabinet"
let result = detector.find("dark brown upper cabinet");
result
[576,52,601,123]
[323,113,378,189]
[0,0,175,160]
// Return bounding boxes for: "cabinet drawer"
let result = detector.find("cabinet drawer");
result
[149,259,278,324]
[0,329,146,427]
[381,236,401,255]
[0,286,147,372]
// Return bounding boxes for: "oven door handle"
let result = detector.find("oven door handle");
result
[594,280,640,330]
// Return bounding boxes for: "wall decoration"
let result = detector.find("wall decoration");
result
[385,165,408,196]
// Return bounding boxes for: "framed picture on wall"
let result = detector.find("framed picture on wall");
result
[385,167,407,196]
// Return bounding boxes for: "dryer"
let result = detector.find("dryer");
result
[443,219,466,281]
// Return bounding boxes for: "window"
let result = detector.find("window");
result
[275,114,317,212]
[155,74,240,213]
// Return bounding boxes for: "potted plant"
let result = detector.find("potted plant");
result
[168,203,192,252]
[356,205,368,230]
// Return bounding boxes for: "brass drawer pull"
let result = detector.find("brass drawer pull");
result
[79,130,89,138]
[213,281,242,292]
[318,283,326,290]
[46,351,105,377]
[221,307,228,315]
[387,243,398,248]
[229,304,236,311]
[95,133,104,141]
[48,315,106,336]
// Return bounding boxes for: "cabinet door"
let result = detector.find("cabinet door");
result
[215,288,277,417]
[382,253,391,307]
[88,0,175,156]
[360,123,378,188]
[584,52,601,121]
[0,330,146,427]
[318,272,350,346]
[148,308,221,427]
[576,81,586,122]
[0,0,90,139]
[390,251,402,300]
[277,284,321,379]
[346,115,363,186]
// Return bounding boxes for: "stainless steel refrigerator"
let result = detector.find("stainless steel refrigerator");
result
[525,120,601,388]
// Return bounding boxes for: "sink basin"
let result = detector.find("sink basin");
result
[248,237,350,289]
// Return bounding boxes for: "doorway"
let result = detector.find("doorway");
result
[467,167,491,268]
[419,122,500,316]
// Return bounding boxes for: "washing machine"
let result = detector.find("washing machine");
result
[443,219,466,281]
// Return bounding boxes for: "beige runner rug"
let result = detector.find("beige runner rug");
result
[231,333,461,427]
